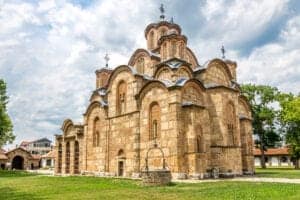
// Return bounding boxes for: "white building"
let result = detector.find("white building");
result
[254,147,293,167]
[41,150,55,169]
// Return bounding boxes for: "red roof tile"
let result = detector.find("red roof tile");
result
[254,147,290,156]
[42,150,54,158]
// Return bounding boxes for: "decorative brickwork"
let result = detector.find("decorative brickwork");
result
[55,18,254,179]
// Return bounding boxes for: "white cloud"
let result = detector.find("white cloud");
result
[0,0,299,149]
[238,15,300,94]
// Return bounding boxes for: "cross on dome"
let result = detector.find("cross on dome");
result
[104,53,110,68]
[159,4,165,21]
[221,45,226,59]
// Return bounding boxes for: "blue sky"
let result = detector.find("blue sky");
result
[0,0,299,149]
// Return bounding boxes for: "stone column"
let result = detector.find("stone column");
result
[83,124,88,171]
[61,141,66,174]
[69,140,75,175]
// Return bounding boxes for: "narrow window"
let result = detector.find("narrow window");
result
[179,42,184,58]
[117,81,127,114]
[93,118,100,147]
[149,31,154,49]
[137,57,144,74]
[171,41,177,57]
[149,103,161,141]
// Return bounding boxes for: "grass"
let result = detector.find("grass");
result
[1,170,300,200]
[255,167,300,179]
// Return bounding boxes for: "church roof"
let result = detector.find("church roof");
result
[144,21,182,38]
[156,58,191,69]
[42,150,54,158]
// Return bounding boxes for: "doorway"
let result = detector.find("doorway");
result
[118,161,124,176]
[12,156,24,170]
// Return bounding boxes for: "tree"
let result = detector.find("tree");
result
[0,79,14,147]
[279,95,300,169]
[241,84,281,168]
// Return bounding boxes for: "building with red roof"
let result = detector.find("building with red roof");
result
[254,147,293,167]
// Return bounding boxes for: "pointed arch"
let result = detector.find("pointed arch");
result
[136,81,168,108]
[149,102,161,141]
[204,59,234,87]
[93,117,100,147]
[181,79,206,106]
[116,80,127,115]
[137,57,145,74]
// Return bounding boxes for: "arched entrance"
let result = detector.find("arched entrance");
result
[74,141,80,174]
[12,156,24,170]
[117,149,125,176]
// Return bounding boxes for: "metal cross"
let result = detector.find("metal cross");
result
[159,4,165,20]
[104,53,110,68]
[170,17,174,23]
[221,45,226,59]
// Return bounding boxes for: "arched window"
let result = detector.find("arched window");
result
[65,142,70,174]
[74,141,79,174]
[195,125,205,153]
[137,57,145,74]
[117,81,127,114]
[226,102,236,145]
[179,42,184,58]
[162,43,167,60]
[149,102,161,141]
[149,31,154,49]
[93,118,100,147]
[58,143,62,173]
[170,41,177,57]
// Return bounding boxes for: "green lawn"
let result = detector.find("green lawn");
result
[255,167,300,179]
[1,170,300,200]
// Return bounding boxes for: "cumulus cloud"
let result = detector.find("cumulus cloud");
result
[0,0,299,149]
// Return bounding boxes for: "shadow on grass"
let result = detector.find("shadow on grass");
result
[0,170,39,178]
[0,187,43,200]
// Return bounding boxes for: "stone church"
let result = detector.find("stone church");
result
[55,11,254,179]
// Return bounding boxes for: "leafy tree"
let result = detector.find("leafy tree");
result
[279,95,300,169]
[0,79,14,147]
[241,84,281,168]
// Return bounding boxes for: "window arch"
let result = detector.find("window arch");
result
[179,42,184,58]
[182,85,204,106]
[137,57,145,74]
[170,41,177,57]
[226,102,236,145]
[149,102,161,141]
[195,125,205,153]
[117,81,127,114]
[93,117,100,147]
[162,43,167,60]
[149,31,154,49]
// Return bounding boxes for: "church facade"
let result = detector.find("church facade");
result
[55,17,254,179]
